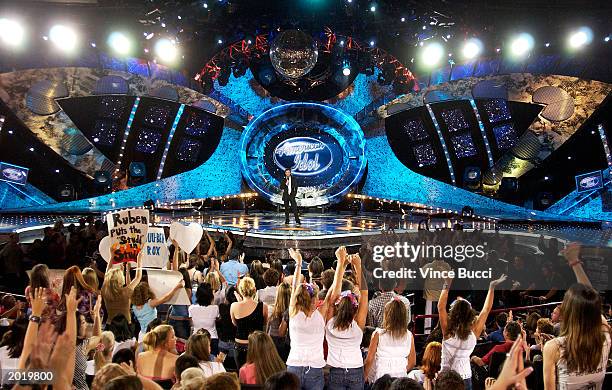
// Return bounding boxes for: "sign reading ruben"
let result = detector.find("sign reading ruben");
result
[273,137,333,176]
[106,209,149,264]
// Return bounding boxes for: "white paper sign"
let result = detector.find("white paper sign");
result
[99,236,111,263]
[146,269,191,305]
[142,227,169,269]
[169,222,203,254]
[106,209,149,264]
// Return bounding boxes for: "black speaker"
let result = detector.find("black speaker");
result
[534,192,555,210]
[498,177,519,200]
[602,188,612,212]
[463,166,482,191]
[128,162,146,187]
[94,170,111,194]
[58,184,75,201]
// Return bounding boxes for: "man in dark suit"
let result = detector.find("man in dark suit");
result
[280,168,301,225]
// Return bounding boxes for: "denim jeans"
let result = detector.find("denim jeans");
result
[328,367,364,390]
[287,366,324,390]
[464,378,473,390]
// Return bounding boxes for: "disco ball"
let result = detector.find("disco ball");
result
[269,30,318,79]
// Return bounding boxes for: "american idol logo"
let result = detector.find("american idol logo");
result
[579,175,601,190]
[273,137,334,176]
[2,167,26,182]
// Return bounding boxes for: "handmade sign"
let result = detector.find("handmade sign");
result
[99,236,111,263]
[142,227,169,269]
[146,269,191,305]
[106,209,149,264]
[169,221,203,254]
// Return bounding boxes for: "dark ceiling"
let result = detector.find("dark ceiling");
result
[2,0,611,77]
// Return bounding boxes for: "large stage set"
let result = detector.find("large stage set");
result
[0,19,611,259]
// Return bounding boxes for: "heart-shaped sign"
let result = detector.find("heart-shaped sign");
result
[171,222,203,254]
[99,236,111,263]
[169,222,181,241]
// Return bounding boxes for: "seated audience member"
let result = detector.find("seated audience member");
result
[486,312,508,343]
[230,276,268,368]
[259,268,280,306]
[550,305,562,335]
[408,341,441,389]
[264,371,300,390]
[173,354,200,389]
[189,283,220,354]
[388,377,424,390]
[25,263,60,321]
[103,375,144,390]
[239,331,286,385]
[132,280,184,341]
[185,332,226,377]
[112,347,136,367]
[435,370,466,390]
[531,318,554,353]
[267,282,291,360]
[179,367,206,390]
[371,374,395,390]
[204,372,240,390]
[365,297,416,382]
[92,330,115,373]
[137,325,178,388]
[471,321,522,367]
[107,314,137,354]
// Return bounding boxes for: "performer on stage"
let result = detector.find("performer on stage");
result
[280,168,301,225]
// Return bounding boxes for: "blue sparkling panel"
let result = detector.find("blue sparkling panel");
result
[440,108,469,132]
[99,52,126,72]
[493,123,519,150]
[473,59,501,77]
[483,99,512,123]
[177,137,202,162]
[450,61,475,81]
[430,65,451,85]
[403,119,429,142]
[98,96,128,119]
[184,111,212,137]
[413,143,437,166]
[134,128,162,154]
[92,119,119,146]
[126,57,150,77]
[451,133,478,158]
[143,105,171,128]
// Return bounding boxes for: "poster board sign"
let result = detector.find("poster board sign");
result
[106,209,149,264]
[146,269,191,305]
[142,227,169,269]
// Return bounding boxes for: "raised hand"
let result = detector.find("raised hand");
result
[561,242,581,264]
[490,336,532,390]
[65,286,81,313]
[288,248,302,262]
[490,274,508,288]
[335,246,348,264]
[93,295,102,317]
[29,287,46,318]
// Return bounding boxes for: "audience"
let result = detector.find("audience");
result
[0,219,610,390]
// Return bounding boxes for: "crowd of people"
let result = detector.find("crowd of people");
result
[0,217,610,390]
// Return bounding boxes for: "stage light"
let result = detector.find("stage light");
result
[401,17,405,22]
[0,18,25,47]
[155,38,178,62]
[108,32,131,55]
[203,2,208,8]
[369,40,375,47]
[342,66,351,76]
[421,42,444,66]
[49,24,78,52]
[217,39,223,44]
[90,42,96,47]
[462,38,482,59]
[605,36,610,42]
[545,42,550,47]
[568,27,593,49]
[510,33,534,57]
[370,5,376,12]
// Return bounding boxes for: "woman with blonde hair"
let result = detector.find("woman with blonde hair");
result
[93,331,115,372]
[239,331,285,385]
[205,372,240,390]
[230,276,268,368]
[82,267,100,293]
[206,258,228,305]
[365,298,417,383]
[186,332,226,377]
[102,252,143,324]
[285,247,343,390]
[267,282,291,360]
[59,265,97,320]
[408,342,441,390]
[543,243,611,390]
[137,324,178,388]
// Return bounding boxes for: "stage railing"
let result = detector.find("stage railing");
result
[412,301,562,336]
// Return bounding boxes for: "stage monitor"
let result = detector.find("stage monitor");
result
[0,162,29,186]
[575,170,603,193]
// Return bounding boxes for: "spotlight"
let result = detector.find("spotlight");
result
[369,40,375,47]
[217,39,223,44]
[421,42,444,66]
[568,27,593,49]
[108,32,131,55]
[342,65,351,76]
[370,5,376,12]
[0,18,25,47]
[605,36,610,42]
[510,33,534,57]
[203,2,208,8]
[49,24,78,52]
[154,38,178,62]
[462,38,482,59]
[401,17,405,22]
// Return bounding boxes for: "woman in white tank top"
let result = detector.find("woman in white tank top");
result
[543,244,612,390]
[285,247,341,390]
[438,274,507,390]
[324,249,368,390]
[364,298,416,383]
